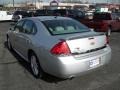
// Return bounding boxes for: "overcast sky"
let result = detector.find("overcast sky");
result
[0,0,119,4]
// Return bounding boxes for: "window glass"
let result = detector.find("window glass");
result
[32,25,37,34]
[47,10,53,15]
[54,10,66,16]
[14,11,20,15]
[36,10,46,16]
[23,20,36,34]
[42,19,90,35]
[14,20,24,32]
[77,11,83,16]
[93,13,111,20]
[68,10,74,15]
[7,11,12,15]
[60,10,66,15]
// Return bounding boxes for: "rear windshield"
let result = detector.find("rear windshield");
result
[42,19,90,35]
[93,13,111,20]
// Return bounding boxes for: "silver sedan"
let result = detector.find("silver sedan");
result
[6,16,111,79]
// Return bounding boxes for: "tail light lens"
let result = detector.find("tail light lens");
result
[50,40,71,55]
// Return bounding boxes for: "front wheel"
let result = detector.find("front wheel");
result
[29,52,44,78]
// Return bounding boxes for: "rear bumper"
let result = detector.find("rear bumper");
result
[50,45,111,78]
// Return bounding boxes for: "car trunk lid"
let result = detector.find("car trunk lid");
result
[65,34,106,54]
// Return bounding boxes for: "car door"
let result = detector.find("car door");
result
[12,20,25,52]
[16,20,36,59]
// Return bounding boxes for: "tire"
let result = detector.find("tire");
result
[106,28,111,36]
[7,37,13,50]
[29,52,44,78]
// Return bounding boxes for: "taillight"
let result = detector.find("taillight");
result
[106,36,109,44]
[50,40,71,55]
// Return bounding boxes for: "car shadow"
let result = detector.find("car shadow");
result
[0,21,13,23]
[4,41,66,83]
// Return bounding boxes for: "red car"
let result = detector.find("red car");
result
[80,12,120,36]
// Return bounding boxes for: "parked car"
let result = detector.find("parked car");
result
[80,12,120,36]
[0,11,13,21]
[34,9,53,16]
[52,9,85,20]
[7,16,111,79]
[12,10,34,22]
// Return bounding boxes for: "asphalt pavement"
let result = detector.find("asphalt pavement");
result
[0,22,120,90]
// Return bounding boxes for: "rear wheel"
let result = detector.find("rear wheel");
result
[29,52,44,78]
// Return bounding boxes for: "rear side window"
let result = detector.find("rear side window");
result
[42,19,89,35]
[23,20,36,34]
[14,20,24,32]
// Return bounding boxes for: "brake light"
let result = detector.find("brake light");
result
[50,40,71,55]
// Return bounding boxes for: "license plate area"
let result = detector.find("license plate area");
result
[89,58,100,68]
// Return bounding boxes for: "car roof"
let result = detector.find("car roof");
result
[23,16,72,22]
